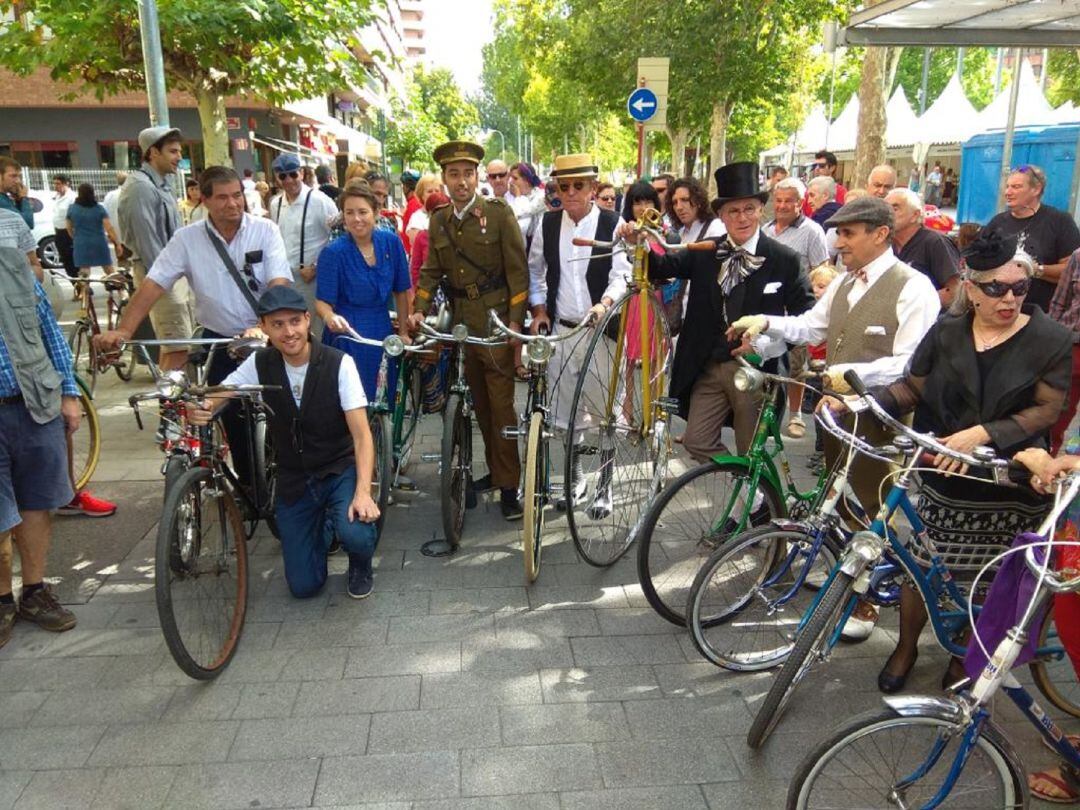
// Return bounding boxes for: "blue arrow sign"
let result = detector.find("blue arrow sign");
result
[627,87,658,123]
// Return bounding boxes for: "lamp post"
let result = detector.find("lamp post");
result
[488,129,506,161]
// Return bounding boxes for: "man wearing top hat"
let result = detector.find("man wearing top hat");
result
[409,140,529,523]
[626,161,813,461]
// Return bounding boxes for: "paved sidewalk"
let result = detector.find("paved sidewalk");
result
[0,371,1069,808]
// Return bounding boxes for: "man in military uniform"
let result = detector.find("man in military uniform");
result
[409,140,529,522]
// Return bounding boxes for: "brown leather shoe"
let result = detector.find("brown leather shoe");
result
[17,586,76,632]
[0,602,15,648]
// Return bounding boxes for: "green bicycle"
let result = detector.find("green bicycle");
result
[636,356,832,625]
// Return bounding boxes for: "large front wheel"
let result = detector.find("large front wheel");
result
[787,708,1024,809]
[637,461,786,626]
[156,466,248,680]
[70,378,100,491]
[564,291,672,567]
[522,411,547,583]
[440,394,470,547]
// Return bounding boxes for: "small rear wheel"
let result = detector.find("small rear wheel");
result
[369,410,393,536]
[69,322,97,395]
[111,298,137,381]
[70,378,100,491]
[252,416,279,539]
[1030,606,1080,718]
[522,411,547,583]
[440,393,470,547]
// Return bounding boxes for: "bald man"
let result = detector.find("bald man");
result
[867,165,897,199]
[486,159,513,202]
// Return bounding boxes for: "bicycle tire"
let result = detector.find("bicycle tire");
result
[687,525,839,671]
[156,466,248,680]
[69,321,97,395]
[787,708,1025,809]
[747,568,855,748]
[636,461,786,626]
[522,411,546,583]
[440,393,470,547]
[564,291,672,568]
[71,378,100,491]
[393,359,423,479]
[111,298,137,381]
[1030,606,1080,718]
[370,410,393,535]
[252,416,279,539]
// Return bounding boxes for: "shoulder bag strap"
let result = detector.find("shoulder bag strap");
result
[299,189,312,267]
[205,221,260,317]
[441,214,494,282]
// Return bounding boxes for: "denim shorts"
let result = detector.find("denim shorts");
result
[0,402,73,532]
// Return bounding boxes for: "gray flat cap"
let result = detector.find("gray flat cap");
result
[824,196,894,230]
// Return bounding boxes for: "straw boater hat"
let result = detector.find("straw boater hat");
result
[550,153,599,180]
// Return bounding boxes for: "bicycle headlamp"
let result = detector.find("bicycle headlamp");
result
[452,324,469,343]
[527,339,553,365]
[155,369,186,399]
[384,335,405,357]
[733,366,764,394]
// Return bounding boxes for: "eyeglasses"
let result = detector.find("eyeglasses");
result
[488,171,508,180]
[558,180,588,193]
[972,278,1031,298]
[598,195,616,202]
[813,162,828,169]
[721,204,761,219]
[276,171,299,180]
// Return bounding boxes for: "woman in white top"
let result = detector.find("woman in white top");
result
[508,162,546,247]
[404,174,444,247]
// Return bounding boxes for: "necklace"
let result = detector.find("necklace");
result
[972,320,1017,351]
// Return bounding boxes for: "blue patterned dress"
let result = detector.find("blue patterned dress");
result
[317,229,411,402]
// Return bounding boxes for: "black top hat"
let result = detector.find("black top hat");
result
[713,161,769,206]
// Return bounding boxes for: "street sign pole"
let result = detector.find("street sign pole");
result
[137,0,170,127]
[629,58,669,179]
[636,124,645,178]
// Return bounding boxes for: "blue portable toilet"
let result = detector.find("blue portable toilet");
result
[958,124,1080,224]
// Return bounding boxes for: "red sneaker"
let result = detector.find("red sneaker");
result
[58,490,117,518]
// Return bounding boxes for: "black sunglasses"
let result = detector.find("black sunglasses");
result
[972,278,1031,298]
[240,261,259,293]
[488,171,508,179]
[557,180,588,193]
[276,171,299,180]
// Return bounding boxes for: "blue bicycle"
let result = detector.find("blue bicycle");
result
[719,369,1076,749]
[788,471,1080,809]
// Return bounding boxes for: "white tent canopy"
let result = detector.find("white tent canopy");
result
[977,59,1068,130]
[914,73,981,145]
[884,85,921,147]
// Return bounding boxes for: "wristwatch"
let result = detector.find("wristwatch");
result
[1034,263,1045,279]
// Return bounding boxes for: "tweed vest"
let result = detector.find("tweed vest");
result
[827,262,915,365]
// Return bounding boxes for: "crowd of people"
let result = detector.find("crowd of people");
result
[5,125,1080,797]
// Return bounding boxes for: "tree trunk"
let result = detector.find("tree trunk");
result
[853,46,889,190]
[667,127,688,176]
[707,102,730,196]
[193,84,231,167]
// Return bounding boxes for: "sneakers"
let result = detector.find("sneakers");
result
[347,556,373,599]
[57,490,117,518]
[471,474,496,493]
[0,602,14,649]
[840,599,879,643]
[784,415,806,439]
[328,537,342,555]
[500,488,524,521]
[17,586,76,632]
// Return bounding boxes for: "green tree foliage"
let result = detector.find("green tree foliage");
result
[0,0,379,165]
[1047,50,1080,108]
[411,64,480,141]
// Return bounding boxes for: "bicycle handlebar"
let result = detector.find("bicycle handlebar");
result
[417,321,506,347]
[334,327,431,356]
[1022,473,1080,593]
[488,309,592,343]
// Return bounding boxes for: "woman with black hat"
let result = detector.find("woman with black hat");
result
[826,231,1073,694]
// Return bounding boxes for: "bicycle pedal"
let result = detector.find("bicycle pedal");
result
[420,453,441,463]
[501,427,523,439]
[656,397,680,415]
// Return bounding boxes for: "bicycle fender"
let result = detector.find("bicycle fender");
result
[883,695,964,723]
[706,454,783,494]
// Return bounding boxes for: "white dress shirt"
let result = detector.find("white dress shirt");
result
[758,248,940,387]
[148,213,293,335]
[52,188,76,230]
[269,186,337,270]
[527,204,630,321]
[103,187,122,228]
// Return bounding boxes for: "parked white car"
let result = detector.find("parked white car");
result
[26,189,60,268]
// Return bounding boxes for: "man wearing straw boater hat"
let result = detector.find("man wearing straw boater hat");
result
[527,153,630,512]
[410,140,529,525]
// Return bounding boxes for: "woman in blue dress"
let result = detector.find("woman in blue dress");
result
[317,181,412,402]
[66,183,121,277]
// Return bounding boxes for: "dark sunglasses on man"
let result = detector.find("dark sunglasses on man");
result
[557,180,588,193]
[488,171,508,180]
[277,170,299,180]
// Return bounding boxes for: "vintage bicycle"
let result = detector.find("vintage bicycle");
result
[64,269,137,394]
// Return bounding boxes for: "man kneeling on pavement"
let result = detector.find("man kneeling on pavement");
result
[190,286,380,599]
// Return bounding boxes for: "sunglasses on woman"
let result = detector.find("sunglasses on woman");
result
[972,278,1031,298]
[558,180,588,193]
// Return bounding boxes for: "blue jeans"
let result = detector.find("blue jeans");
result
[274,466,377,598]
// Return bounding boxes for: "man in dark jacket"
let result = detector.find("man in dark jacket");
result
[190,286,380,600]
[640,162,814,460]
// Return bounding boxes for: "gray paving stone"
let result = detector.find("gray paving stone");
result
[324,588,430,617]
[88,766,179,809]
[106,603,161,629]
[294,675,421,716]
[278,648,350,681]
[539,666,663,703]
[420,670,543,709]
[0,657,111,691]
[560,785,709,810]
[213,649,295,684]
[368,706,501,753]
[526,585,631,611]
[411,796,559,810]
[13,769,106,810]
[652,662,767,700]
[461,636,574,671]
[0,725,105,770]
[33,685,173,726]
[229,714,371,761]
[594,608,684,636]
[624,696,754,740]
[164,759,320,810]
[702,780,788,809]
[461,743,601,796]
[88,720,238,766]
[0,772,30,810]
[0,692,48,728]
[430,588,529,614]
[387,614,496,644]
[723,731,824,782]
[500,702,630,745]
[569,634,687,667]
[273,618,388,648]
[344,642,461,677]
[314,751,460,804]
[493,609,600,639]
[160,683,243,723]
[38,627,165,658]
[95,653,193,688]
[231,681,301,719]
[595,738,741,787]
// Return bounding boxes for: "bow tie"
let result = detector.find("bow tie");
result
[715,241,765,296]
[847,266,868,283]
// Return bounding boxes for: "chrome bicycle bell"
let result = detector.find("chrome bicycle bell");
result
[733,366,764,394]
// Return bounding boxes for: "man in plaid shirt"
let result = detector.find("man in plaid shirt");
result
[1049,246,1080,452]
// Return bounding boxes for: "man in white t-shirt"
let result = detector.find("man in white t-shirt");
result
[190,286,381,600]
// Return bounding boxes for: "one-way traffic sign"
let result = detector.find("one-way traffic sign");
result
[627,87,658,123]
